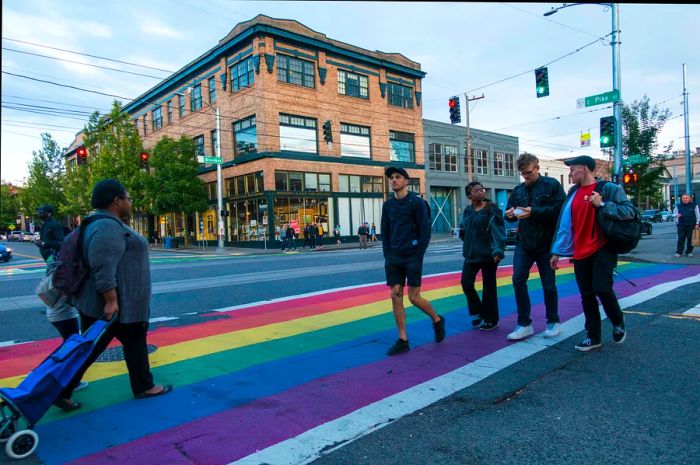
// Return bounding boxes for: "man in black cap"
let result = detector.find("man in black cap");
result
[381,166,445,356]
[550,155,635,352]
[36,204,65,261]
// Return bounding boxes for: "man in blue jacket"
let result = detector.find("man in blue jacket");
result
[673,193,700,258]
[381,166,445,356]
[550,156,635,352]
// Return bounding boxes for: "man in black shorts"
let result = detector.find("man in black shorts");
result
[381,166,445,356]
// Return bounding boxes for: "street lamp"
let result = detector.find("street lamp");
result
[178,88,225,254]
[544,3,622,183]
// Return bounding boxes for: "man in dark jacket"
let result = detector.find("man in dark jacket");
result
[459,181,506,331]
[381,166,445,356]
[550,156,635,352]
[36,204,65,261]
[673,193,700,258]
[505,154,566,341]
[358,222,370,249]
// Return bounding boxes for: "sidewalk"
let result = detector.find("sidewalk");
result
[149,233,460,256]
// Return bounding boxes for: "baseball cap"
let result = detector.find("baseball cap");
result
[384,166,410,179]
[36,204,55,215]
[564,155,596,171]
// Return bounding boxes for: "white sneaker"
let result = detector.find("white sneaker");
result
[74,381,89,392]
[674,253,682,258]
[688,253,694,258]
[542,322,561,338]
[506,325,534,340]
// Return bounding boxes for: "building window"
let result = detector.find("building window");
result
[408,179,420,194]
[178,95,185,117]
[134,118,139,134]
[152,107,163,131]
[143,115,148,135]
[319,173,331,192]
[387,82,413,109]
[190,84,202,112]
[340,123,371,158]
[226,171,263,197]
[494,152,504,176]
[167,100,173,124]
[504,153,515,177]
[230,56,255,92]
[193,135,205,156]
[338,70,368,99]
[275,171,329,192]
[389,130,415,162]
[210,129,218,156]
[205,181,217,201]
[208,76,217,103]
[338,175,383,193]
[232,115,257,157]
[474,148,489,175]
[277,55,315,88]
[279,113,317,154]
[428,143,442,171]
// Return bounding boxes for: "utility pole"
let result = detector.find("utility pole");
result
[464,93,485,182]
[611,3,622,183]
[683,63,692,195]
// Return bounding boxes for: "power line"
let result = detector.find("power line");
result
[1,36,176,73]
[2,47,168,79]
[500,3,609,41]
[2,71,132,100]
[2,94,113,112]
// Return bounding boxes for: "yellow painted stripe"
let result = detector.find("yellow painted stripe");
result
[0,268,577,387]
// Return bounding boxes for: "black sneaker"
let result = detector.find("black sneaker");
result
[387,338,410,356]
[574,337,601,352]
[612,324,626,343]
[470,314,483,327]
[479,321,499,331]
[433,315,446,343]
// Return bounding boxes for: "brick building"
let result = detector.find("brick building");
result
[123,15,426,245]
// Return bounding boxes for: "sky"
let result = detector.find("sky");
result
[2,1,699,185]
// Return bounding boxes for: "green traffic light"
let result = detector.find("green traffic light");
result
[601,136,609,143]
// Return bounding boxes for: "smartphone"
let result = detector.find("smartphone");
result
[513,208,525,216]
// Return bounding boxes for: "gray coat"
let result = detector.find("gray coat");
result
[70,210,151,324]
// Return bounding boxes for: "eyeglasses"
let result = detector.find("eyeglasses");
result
[519,167,539,176]
[470,187,485,193]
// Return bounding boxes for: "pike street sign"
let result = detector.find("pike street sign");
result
[576,90,620,109]
[623,154,647,165]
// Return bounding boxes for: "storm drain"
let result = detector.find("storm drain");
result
[96,344,158,362]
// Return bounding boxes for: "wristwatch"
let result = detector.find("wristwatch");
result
[598,201,606,208]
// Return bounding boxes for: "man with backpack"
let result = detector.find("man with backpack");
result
[673,193,700,258]
[550,156,636,352]
[381,166,445,356]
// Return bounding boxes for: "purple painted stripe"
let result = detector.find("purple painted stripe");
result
[69,265,697,465]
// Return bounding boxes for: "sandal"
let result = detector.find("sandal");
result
[53,397,82,412]
[135,384,173,400]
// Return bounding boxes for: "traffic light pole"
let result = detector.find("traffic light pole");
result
[683,63,692,195]
[611,3,622,184]
[464,94,484,182]
[215,106,224,254]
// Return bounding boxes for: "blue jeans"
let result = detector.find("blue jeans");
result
[512,247,559,326]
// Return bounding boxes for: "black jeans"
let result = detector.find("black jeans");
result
[512,247,559,326]
[61,313,155,398]
[52,318,80,341]
[676,225,695,255]
[461,260,499,324]
[572,247,624,343]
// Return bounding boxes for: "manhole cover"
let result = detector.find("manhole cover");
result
[96,344,158,362]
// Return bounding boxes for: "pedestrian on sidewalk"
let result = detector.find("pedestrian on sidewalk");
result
[317,223,324,249]
[358,222,369,249]
[673,193,700,258]
[286,224,297,251]
[334,225,342,246]
[279,224,287,251]
[309,222,317,251]
[550,156,634,352]
[381,166,445,356]
[458,181,506,331]
[370,223,377,242]
[302,224,311,249]
[58,179,172,411]
[505,154,566,341]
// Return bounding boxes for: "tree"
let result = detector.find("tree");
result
[147,136,207,247]
[19,133,66,220]
[620,95,672,208]
[0,183,21,232]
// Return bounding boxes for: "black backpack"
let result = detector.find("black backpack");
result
[594,181,641,254]
[53,214,123,296]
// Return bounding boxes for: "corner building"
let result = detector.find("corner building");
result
[125,15,426,245]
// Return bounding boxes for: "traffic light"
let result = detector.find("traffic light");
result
[76,146,88,165]
[322,120,333,143]
[139,152,149,169]
[449,96,461,124]
[622,172,638,185]
[534,66,549,98]
[600,116,616,148]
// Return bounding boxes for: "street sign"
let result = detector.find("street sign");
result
[623,154,647,165]
[577,90,620,109]
[580,132,591,147]
[198,155,223,164]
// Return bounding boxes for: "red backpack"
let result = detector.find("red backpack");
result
[53,214,123,296]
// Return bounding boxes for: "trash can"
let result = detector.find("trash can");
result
[164,237,177,249]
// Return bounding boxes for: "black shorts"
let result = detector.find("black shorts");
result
[385,253,424,288]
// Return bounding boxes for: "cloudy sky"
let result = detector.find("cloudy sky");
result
[2,1,699,184]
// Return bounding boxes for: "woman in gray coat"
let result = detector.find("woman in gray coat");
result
[55,179,171,411]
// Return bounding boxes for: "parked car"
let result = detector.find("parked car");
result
[641,209,662,223]
[639,220,652,236]
[23,231,35,242]
[505,218,518,246]
[9,231,24,242]
[660,211,675,222]
[0,244,12,262]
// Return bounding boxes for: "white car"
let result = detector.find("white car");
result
[23,232,35,242]
[9,231,24,242]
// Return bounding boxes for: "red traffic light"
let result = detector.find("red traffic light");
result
[76,146,87,157]
[623,173,638,184]
[448,98,456,108]
[140,152,149,161]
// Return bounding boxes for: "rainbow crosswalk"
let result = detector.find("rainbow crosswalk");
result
[0,261,697,464]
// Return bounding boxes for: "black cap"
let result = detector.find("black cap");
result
[385,166,410,179]
[564,155,596,171]
[36,204,54,215]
